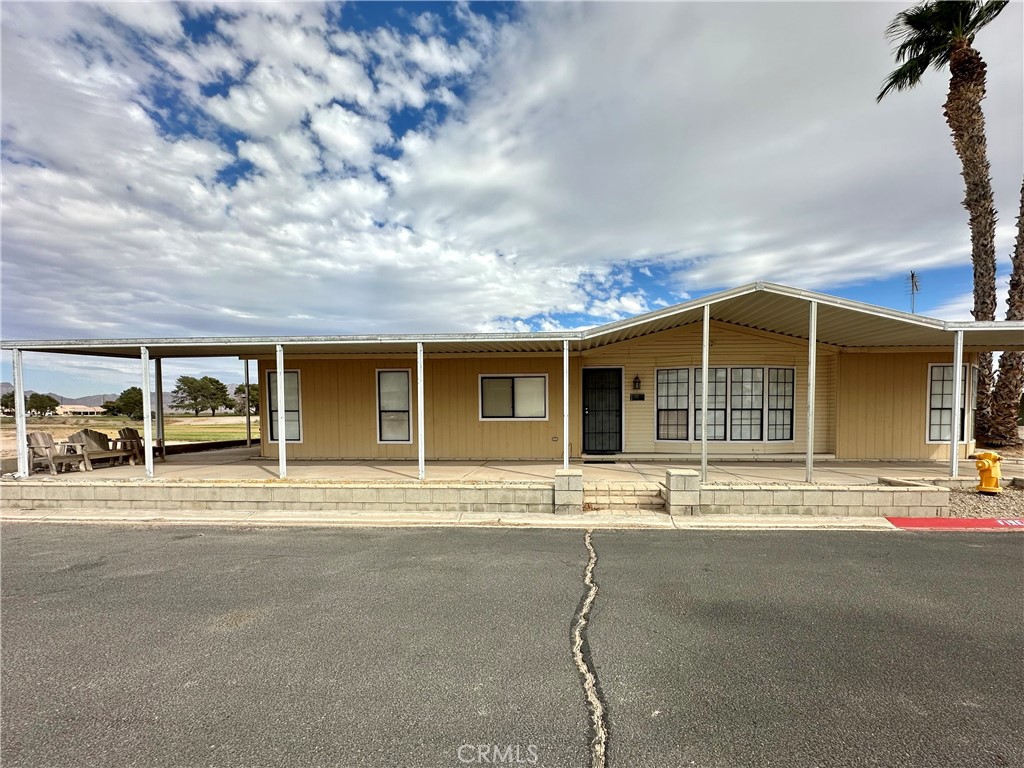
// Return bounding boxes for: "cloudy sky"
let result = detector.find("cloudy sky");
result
[1,1,1022,396]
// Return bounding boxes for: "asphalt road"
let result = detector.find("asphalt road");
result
[1,525,1021,768]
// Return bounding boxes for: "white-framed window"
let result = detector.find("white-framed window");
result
[479,375,548,420]
[927,364,968,443]
[377,369,412,443]
[267,370,302,442]
[767,368,795,441]
[656,369,689,440]
[658,366,795,442]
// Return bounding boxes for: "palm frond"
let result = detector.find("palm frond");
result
[878,1,1007,101]
[886,5,947,63]
[877,56,931,102]
[893,35,954,69]
[965,0,1010,35]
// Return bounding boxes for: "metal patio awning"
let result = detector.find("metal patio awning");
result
[4,282,1022,485]
[3,283,1023,357]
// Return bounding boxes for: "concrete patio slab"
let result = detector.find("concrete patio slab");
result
[9,445,998,485]
[7,446,1015,520]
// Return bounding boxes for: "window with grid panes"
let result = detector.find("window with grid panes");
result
[656,369,689,440]
[928,365,967,442]
[694,367,727,440]
[730,367,763,440]
[767,368,794,441]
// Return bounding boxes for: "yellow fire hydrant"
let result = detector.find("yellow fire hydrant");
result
[974,451,1003,494]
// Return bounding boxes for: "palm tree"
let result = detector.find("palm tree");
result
[877,0,1008,440]
[987,180,1024,445]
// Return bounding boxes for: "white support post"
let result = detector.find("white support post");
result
[700,304,710,483]
[276,344,287,479]
[141,347,154,478]
[154,358,165,447]
[417,342,426,481]
[563,339,570,470]
[950,330,964,477]
[805,301,818,483]
[13,349,28,477]
[244,359,252,447]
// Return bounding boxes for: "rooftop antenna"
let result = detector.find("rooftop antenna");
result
[907,271,920,314]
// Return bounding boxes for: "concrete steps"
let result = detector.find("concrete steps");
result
[583,481,666,514]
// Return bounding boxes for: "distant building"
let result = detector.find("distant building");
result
[56,405,107,416]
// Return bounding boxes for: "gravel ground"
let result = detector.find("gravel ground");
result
[948,486,1024,518]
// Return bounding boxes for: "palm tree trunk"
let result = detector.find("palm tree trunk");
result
[943,40,999,439]
[986,178,1024,446]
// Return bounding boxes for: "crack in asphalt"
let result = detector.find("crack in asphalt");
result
[572,530,609,768]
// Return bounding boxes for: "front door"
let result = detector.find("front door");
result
[583,368,622,454]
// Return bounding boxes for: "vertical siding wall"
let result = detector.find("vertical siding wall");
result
[259,323,842,461]
[260,356,574,460]
[582,321,837,456]
[426,356,571,460]
[836,352,977,460]
[260,358,416,460]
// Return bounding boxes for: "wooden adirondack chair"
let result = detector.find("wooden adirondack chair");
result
[66,429,136,470]
[26,432,86,475]
[118,427,166,462]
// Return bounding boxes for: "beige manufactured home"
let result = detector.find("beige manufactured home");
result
[256,322,975,464]
[5,283,1023,481]
[251,283,1021,466]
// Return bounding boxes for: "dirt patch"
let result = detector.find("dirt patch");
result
[164,416,252,426]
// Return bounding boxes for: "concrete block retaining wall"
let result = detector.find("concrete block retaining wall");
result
[554,470,583,515]
[0,481,555,516]
[8,470,1010,518]
[665,469,950,517]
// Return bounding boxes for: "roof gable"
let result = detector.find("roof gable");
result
[580,282,955,349]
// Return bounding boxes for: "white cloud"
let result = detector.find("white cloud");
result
[104,1,183,39]
[310,104,391,170]
[392,2,1022,293]
[406,34,480,77]
[587,291,652,321]
[411,11,441,38]
[926,274,1013,321]
[1,0,1021,391]
[206,59,325,137]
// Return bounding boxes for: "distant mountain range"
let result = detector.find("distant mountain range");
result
[1,382,118,406]
[0,382,238,408]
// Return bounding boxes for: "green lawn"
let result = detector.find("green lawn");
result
[1,415,259,454]
[163,422,261,443]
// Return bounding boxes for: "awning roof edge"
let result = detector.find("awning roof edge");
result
[1,332,582,349]
[3,283,1022,357]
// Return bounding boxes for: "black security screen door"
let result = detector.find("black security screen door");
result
[583,368,622,454]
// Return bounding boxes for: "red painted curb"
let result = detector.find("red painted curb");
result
[886,517,1024,530]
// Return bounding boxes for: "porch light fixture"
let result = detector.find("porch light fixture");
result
[633,375,642,390]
